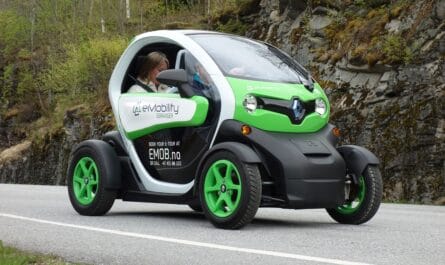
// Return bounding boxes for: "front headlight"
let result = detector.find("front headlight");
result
[243,94,257,113]
[315,98,327,115]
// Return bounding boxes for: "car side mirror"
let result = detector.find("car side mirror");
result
[156,69,194,98]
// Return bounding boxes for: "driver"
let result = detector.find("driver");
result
[128,51,171,93]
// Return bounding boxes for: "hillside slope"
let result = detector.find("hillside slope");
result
[0,0,444,203]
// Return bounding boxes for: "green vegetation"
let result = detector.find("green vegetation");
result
[382,34,413,64]
[216,18,248,35]
[0,240,77,265]
[40,38,127,111]
[0,0,254,149]
[210,0,260,35]
[322,0,416,66]
[354,0,392,8]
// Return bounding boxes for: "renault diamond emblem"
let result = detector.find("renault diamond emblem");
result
[292,99,304,120]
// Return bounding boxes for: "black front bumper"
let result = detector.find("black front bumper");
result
[217,121,346,209]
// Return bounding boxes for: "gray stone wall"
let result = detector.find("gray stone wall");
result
[246,0,445,203]
[0,105,113,186]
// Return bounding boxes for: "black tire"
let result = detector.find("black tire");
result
[199,151,261,229]
[327,165,382,224]
[67,140,120,216]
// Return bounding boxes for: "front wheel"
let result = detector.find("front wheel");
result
[200,151,261,229]
[327,165,382,224]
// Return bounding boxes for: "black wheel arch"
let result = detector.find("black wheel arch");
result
[102,131,127,157]
[70,139,122,190]
[193,141,261,195]
[337,145,379,184]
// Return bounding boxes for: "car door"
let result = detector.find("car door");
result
[118,49,220,184]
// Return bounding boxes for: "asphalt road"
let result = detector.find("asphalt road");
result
[0,184,444,265]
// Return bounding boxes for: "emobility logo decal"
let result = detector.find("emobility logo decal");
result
[132,100,180,117]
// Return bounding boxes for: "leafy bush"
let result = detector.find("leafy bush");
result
[0,10,29,57]
[40,38,127,98]
[0,11,32,107]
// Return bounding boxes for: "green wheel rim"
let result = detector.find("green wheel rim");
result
[337,176,366,214]
[204,160,242,218]
[73,157,99,205]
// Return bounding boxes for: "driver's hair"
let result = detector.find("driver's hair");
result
[137,51,169,79]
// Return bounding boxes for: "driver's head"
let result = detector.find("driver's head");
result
[138,51,169,85]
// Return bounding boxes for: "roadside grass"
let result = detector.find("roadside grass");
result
[0,240,79,265]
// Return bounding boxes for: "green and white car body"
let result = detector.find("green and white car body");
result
[67,30,383,229]
[109,30,236,194]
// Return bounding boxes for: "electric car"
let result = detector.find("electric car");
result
[67,30,382,229]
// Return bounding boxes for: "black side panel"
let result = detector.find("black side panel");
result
[117,156,197,204]
[101,132,148,198]
[337,145,379,179]
[122,190,195,204]
[103,131,127,156]
[118,157,146,193]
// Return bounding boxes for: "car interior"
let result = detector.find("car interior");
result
[122,42,183,93]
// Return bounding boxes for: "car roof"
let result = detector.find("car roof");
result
[132,29,236,43]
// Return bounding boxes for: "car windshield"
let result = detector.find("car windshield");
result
[189,34,310,84]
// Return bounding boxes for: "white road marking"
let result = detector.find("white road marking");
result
[0,212,372,265]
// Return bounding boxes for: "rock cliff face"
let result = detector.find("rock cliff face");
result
[0,105,113,185]
[244,0,444,203]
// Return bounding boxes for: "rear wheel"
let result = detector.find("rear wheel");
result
[200,151,261,229]
[327,165,382,224]
[68,140,120,216]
